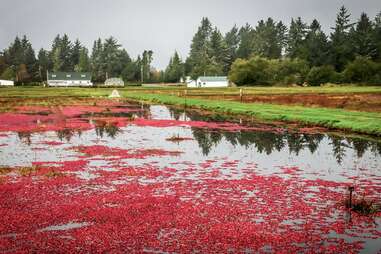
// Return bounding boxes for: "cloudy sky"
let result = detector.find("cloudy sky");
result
[0,0,380,69]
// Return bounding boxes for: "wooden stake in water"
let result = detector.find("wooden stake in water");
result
[348,186,355,208]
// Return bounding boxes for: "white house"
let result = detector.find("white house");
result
[187,76,229,88]
[47,72,93,87]
[0,80,14,86]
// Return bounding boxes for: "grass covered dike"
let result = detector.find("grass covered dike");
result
[123,92,381,136]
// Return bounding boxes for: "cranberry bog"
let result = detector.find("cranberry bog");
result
[0,97,380,253]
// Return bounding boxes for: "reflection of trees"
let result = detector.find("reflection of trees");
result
[192,128,222,156]
[190,127,381,162]
[95,121,121,139]
[56,129,75,142]
[329,136,350,164]
[17,132,32,145]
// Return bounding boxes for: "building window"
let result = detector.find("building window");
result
[52,74,56,78]
[81,74,86,78]
[66,74,71,78]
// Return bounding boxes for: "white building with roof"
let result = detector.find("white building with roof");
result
[0,80,14,86]
[47,72,93,87]
[187,76,229,88]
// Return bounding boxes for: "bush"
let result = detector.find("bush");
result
[343,56,379,84]
[306,65,336,86]
[275,58,310,85]
[229,57,271,86]
[229,57,309,86]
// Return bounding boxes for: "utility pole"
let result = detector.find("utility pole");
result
[141,65,144,83]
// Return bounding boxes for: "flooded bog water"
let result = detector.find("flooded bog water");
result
[0,100,380,253]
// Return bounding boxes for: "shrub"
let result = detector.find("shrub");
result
[229,57,271,86]
[306,65,336,86]
[229,57,309,86]
[343,56,379,84]
[276,58,310,85]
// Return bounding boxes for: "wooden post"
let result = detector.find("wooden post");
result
[348,186,354,208]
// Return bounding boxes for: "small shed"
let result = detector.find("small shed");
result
[47,72,93,87]
[188,76,229,88]
[104,78,124,87]
[0,80,14,86]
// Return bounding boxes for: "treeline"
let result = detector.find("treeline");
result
[0,35,159,84]
[1,6,380,86]
[182,6,381,86]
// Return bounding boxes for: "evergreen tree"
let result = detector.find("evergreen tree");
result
[352,13,377,58]
[236,23,254,59]
[37,48,50,81]
[374,11,381,61]
[252,18,286,59]
[286,17,307,59]
[187,17,213,78]
[209,27,229,74]
[75,48,90,72]
[304,19,330,66]
[91,38,104,82]
[141,50,153,82]
[71,39,82,69]
[329,6,355,70]
[224,25,240,69]
[164,51,184,82]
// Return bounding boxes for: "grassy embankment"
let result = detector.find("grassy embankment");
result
[1,86,381,135]
[122,92,381,136]
[1,85,381,98]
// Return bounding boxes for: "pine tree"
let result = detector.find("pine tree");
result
[304,19,330,66]
[187,17,213,78]
[252,18,286,59]
[329,6,355,71]
[374,11,381,61]
[225,25,240,69]
[237,23,254,59]
[91,38,104,82]
[286,17,307,59]
[37,49,50,81]
[209,27,229,74]
[352,13,377,58]
[164,51,184,82]
[71,39,82,70]
[75,48,90,72]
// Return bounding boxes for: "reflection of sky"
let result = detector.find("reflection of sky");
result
[0,105,380,185]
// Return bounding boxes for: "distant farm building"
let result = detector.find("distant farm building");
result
[187,76,229,88]
[0,80,14,86]
[104,78,124,87]
[47,72,93,87]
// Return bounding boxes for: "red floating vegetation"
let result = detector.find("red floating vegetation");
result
[131,118,283,132]
[0,162,379,253]
[72,145,182,159]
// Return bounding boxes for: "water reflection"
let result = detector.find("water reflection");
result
[13,104,381,165]
[190,128,381,163]
[95,121,121,139]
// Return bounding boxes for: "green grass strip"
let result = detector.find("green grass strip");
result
[123,92,381,136]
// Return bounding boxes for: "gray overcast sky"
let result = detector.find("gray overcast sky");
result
[0,0,380,69]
